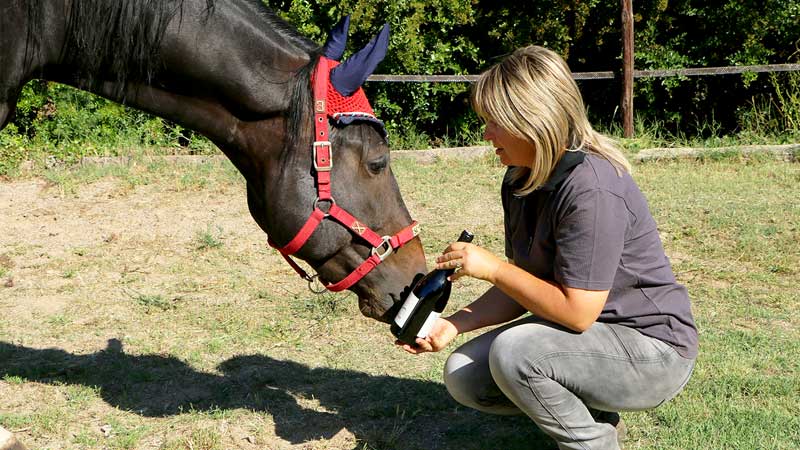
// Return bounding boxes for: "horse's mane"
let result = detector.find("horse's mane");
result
[287,53,321,156]
[54,0,215,97]
[24,0,321,150]
[25,0,319,99]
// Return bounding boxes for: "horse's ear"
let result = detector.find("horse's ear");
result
[330,23,389,96]
[323,15,350,61]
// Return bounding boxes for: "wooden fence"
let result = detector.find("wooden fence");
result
[367,63,800,137]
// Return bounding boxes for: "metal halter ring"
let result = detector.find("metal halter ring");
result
[307,274,328,294]
[371,236,394,262]
[313,197,335,215]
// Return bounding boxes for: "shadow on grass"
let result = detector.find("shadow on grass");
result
[0,339,552,450]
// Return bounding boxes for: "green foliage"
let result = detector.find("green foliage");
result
[0,123,28,176]
[738,72,800,140]
[1,81,215,173]
[623,0,800,134]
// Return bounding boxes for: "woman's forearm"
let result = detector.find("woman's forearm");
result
[446,285,527,334]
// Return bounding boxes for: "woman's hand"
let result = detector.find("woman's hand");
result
[435,242,503,283]
[396,317,459,354]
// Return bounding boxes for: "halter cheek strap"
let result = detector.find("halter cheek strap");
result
[268,57,420,292]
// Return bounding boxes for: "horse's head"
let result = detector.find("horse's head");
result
[4,3,425,322]
[249,18,426,322]
[301,119,427,321]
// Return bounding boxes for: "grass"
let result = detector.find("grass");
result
[193,225,225,251]
[132,292,180,312]
[0,154,798,449]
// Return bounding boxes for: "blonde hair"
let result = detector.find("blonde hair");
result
[471,45,631,195]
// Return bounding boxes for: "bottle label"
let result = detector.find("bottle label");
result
[416,311,441,338]
[393,292,420,328]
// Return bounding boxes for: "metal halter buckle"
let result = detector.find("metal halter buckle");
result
[307,274,328,294]
[313,141,333,172]
[371,236,394,262]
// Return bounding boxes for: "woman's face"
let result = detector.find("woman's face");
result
[483,120,535,167]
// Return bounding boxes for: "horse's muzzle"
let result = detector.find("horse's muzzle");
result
[360,271,425,323]
[358,294,396,323]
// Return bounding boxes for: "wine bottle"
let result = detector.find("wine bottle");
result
[391,230,474,346]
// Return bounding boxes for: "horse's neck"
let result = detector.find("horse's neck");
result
[38,0,314,180]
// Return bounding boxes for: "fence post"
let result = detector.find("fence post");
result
[621,0,634,137]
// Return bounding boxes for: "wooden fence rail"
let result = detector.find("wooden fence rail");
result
[367,63,800,83]
[367,62,800,137]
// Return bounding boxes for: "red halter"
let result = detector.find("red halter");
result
[268,57,420,292]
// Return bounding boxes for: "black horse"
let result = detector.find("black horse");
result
[0,0,427,321]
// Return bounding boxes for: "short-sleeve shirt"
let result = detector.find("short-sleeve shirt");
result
[503,151,698,358]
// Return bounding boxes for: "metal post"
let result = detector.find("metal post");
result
[621,0,634,137]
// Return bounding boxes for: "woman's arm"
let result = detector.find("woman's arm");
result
[446,285,526,334]
[490,260,608,332]
[438,244,608,332]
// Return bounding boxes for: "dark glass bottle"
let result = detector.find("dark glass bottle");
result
[391,230,474,346]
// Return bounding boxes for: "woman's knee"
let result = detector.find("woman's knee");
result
[443,348,489,409]
[487,327,528,392]
[444,343,521,415]
[487,324,554,388]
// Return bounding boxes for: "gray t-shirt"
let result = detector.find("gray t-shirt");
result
[503,151,698,358]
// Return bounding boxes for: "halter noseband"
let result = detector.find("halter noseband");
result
[268,57,420,293]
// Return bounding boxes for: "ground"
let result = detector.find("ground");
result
[2,155,798,449]
[0,158,550,450]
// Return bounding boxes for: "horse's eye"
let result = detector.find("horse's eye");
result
[367,155,389,174]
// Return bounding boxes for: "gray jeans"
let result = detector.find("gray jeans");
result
[444,316,695,450]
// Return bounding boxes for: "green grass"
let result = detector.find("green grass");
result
[131,292,179,312]
[625,159,800,449]
[2,375,26,385]
[193,225,225,251]
[0,155,797,449]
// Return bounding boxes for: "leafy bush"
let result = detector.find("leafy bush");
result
[0,81,215,173]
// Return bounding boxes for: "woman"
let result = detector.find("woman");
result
[398,46,698,450]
